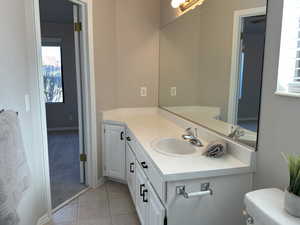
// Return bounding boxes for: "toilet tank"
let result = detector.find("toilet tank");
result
[244,188,300,225]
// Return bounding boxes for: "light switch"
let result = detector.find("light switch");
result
[171,87,177,96]
[140,87,147,97]
[25,94,31,112]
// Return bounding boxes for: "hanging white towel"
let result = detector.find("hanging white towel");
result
[0,110,31,224]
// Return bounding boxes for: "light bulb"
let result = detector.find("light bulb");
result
[171,0,180,8]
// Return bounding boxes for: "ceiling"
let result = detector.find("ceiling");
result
[39,0,74,24]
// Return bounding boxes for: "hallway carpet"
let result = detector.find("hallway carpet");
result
[48,131,86,209]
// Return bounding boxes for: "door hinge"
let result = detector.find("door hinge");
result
[74,22,82,32]
[164,216,167,225]
[80,153,87,162]
[241,32,245,40]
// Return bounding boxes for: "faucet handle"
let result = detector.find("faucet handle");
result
[185,127,194,135]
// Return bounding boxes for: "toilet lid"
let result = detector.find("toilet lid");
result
[245,188,300,225]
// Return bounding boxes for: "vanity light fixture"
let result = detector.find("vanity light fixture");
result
[171,0,185,8]
[171,0,206,12]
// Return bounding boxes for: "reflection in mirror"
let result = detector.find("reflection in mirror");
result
[159,0,267,149]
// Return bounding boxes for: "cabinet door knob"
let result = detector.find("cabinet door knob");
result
[141,162,148,169]
[129,162,134,173]
[140,184,145,196]
[126,136,131,141]
[142,189,148,203]
[120,131,124,140]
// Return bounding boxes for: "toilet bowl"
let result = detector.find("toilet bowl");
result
[244,188,300,225]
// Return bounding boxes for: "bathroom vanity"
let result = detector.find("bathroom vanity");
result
[102,108,255,225]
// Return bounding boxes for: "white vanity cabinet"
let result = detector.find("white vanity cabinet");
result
[135,161,149,225]
[102,121,253,225]
[103,124,126,180]
[126,144,136,201]
[147,182,166,225]
[127,141,165,225]
[135,157,165,225]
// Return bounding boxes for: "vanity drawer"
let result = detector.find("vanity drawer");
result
[126,129,165,202]
[146,161,165,202]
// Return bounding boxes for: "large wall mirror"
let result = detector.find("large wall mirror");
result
[159,0,267,149]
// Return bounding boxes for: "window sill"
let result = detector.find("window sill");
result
[274,91,300,98]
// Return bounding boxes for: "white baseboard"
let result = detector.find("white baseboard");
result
[96,177,107,188]
[36,213,51,225]
[107,177,127,185]
[47,127,79,132]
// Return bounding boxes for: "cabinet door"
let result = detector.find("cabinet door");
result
[104,124,126,180]
[126,144,136,200]
[135,162,148,225]
[147,183,165,225]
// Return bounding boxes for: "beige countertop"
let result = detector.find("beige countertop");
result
[102,108,254,181]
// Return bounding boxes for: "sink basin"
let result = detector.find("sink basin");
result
[151,138,202,157]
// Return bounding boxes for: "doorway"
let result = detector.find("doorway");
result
[228,7,267,131]
[236,15,266,132]
[39,0,87,209]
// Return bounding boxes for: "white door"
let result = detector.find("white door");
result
[126,144,136,200]
[135,162,148,225]
[147,182,165,225]
[73,4,85,183]
[104,124,126,180]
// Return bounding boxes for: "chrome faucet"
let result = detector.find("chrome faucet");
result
[228,126,245,140]
[182,128,203,147]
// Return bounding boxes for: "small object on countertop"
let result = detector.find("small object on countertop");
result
[202,140,227,158]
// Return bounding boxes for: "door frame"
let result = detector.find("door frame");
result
[30,0,98,216]
[227,6,266,124]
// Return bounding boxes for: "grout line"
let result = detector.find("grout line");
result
[105,182,114,225]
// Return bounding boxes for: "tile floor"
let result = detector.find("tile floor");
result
[47,131,86,208]
[46,181,140,225]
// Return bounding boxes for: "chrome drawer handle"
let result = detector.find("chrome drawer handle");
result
[176,184,213,199]
[129,163,134,173]
[142,189,148,203]
[141,162,148,169]
[140,184,145,196]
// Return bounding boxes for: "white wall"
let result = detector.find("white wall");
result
[115,0,160,108]
[93,0,117,112]
[254,0,298,190]
[93,0,160,179]
[0,0,48,224]
[93,0,160,111]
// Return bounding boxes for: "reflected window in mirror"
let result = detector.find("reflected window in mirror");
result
[276,0,300,97]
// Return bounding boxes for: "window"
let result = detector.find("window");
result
[42,43,64,103]
[276,0,300,96]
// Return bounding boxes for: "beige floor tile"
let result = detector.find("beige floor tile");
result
[109,197,135,216]
[106,181,130,200]
[79,188,108,205]
[49,182,139,225]
[77,217,112,225]
[78,200,111,221]
[52,203,78,224]
[51,221,77,225]
[111,213,140,225]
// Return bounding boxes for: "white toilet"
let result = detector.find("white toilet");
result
[244,188,300,225]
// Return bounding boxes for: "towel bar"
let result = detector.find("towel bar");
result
[176,183,213,199]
